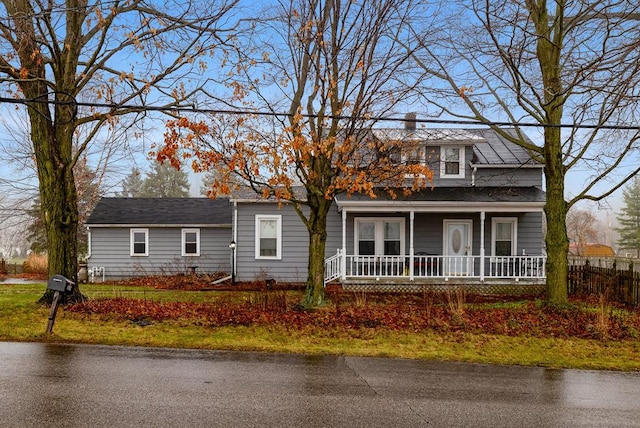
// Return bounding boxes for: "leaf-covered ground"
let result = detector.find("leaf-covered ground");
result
[66,276,640,341]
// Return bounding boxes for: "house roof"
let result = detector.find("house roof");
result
[372,128,485,145]
[86,197,232,226]
[568,243,616,257]
[469,128,541,166]
[334,186,546,211]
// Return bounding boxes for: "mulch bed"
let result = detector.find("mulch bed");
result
[64,275,640,341]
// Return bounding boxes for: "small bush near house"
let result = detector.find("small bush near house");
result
[23,253,48,274]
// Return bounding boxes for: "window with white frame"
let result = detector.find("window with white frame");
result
[492,218,517,257]
[182,228,200,256]
[440,146,465,178]
[255,215,282,259]
[355,218,404,256]
[130,228,148,256]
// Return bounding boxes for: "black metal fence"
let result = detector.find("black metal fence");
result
[568,258,640,306]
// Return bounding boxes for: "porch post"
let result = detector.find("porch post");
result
[480,211,485,281]
[341,208,347,280]
[409,210,415,280]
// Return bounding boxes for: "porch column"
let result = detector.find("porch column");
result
[409,210,415,280]
[479,211,485,281]
[341,208,347,280]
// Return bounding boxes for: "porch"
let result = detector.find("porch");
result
[324,250,546,290]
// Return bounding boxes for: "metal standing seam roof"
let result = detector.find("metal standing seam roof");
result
[373,127,540,167]
[86,197,233,226]
[371,128,486,144]
[469,128,541,166]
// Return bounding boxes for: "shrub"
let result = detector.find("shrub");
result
[24,253,48,274]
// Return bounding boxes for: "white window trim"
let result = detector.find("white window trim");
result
[130,228,149,257]
[354,217,405,256]
[182,228,201,257]
[255,215,282,260]
[491,217,518,257]
[440,146,465,179]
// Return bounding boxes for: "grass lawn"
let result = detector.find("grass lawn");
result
[1,281,639,371]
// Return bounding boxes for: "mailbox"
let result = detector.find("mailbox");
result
[47,274,75,293]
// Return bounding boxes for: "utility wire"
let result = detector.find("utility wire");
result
[1,95,640,131]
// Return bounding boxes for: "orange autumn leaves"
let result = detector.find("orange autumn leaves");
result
[158,114,434,201]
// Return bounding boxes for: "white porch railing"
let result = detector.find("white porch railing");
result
[324,249,343,285]
[324,253,546,284]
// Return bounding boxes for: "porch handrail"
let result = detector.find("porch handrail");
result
[327,254,547,280]
[324,249,342,286]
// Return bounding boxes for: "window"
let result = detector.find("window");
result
[358,222,376,255]
[182,229,200,256]
[255,215,282,259]
[355,218,404,256]
[130,228,148,256]
[401,144,427,177]
[492,218,517,257]
[440,146,465,178]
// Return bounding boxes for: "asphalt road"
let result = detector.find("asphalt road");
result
[1,342,640,427]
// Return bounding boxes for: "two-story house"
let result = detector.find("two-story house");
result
[229,123,546,291]
[86,122,546,291]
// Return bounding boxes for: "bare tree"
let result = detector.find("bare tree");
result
[566,207,599,255]
[0,0,238,302]
[159,0,432,307]
[411,0,640,304]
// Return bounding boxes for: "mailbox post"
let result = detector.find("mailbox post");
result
[45,274,74,334]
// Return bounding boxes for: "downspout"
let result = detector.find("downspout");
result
[341,208,347,281]
[471,165,477,187]
[480,211,485,281]
[409,211,414,281]
[233,201,238,281]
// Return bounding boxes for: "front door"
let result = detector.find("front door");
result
[443,220,472,276]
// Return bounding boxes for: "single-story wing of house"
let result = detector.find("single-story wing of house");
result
[86,197,233,280]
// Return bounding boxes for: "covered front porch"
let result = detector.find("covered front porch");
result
[325,187,547,289]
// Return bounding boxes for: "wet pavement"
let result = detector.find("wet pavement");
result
[1,342,640,427]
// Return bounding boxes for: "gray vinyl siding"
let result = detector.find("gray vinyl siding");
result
[345,211,543,256]
[235,202,342,283]
[87,226,232,279]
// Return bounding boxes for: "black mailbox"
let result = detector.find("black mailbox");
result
[47,274,74,293]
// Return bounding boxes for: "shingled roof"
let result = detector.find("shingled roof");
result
[86,198,232,226]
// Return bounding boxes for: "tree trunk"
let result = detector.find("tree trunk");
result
[30,115,85,305]
[543,128,569,306]
[301,198,330,309]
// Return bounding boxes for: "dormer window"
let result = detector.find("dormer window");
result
[401,144,426,177]
[441,146,465,178]
[403,145,426,166]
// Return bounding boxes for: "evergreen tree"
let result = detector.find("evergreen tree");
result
[117,168,145,197]
[139,162,191,198]
[615,177,640,257]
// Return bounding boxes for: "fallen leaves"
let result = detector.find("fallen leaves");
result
[66,287,640,341]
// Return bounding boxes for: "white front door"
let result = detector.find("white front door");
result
[443,220,472,276]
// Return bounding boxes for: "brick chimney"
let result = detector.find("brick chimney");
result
[404,112,416,131]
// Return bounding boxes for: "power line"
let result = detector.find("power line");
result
[1,95,639,131]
